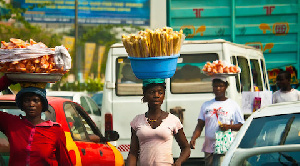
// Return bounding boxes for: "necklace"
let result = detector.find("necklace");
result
[147,112,163,122]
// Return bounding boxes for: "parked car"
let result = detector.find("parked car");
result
[47,91,102,131]
[91,91,103,109]
[0,94,124,166]
[222,101,300,166]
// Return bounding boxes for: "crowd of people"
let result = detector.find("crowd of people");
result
[0,68,299,166]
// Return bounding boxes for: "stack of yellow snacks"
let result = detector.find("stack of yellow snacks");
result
[121,27,184,57]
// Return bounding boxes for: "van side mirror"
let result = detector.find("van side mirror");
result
[105,130,119,141]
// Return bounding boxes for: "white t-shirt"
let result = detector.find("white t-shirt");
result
[272,89,300,104]
[198,98,244,153]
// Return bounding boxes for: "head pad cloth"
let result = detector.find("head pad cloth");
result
[142,78,165,87]
[211,75,228,82]
[16,87,48,112]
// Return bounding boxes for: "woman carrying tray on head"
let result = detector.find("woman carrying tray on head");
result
[190,76,244,166]
[127,79,190,166]
[0,86,72,166]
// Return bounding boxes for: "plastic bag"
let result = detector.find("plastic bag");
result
[0,43,55,63]
[54,46,71,71]
[0,44,71,71]
[214,129,233,154]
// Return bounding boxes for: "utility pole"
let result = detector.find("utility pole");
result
[74,0,79,81]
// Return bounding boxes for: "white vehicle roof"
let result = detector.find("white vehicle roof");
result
[47,91,88,96]
[222,101,300,166]
[252,101,300,118]
[46,91,89,104]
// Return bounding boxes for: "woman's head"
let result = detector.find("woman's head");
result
[212,78,229,98]
[142,79,166,104]
[16,87,48,113]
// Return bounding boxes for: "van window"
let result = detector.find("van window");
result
[237,56,251,91]
[231,56,241,92]
[116,57,143,96]
[171,53,218,93]
[80,96,91,114]
[86,97,101,116]
[260,59,269,90]
[250,59,263,91]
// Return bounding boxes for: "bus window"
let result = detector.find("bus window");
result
[116,57,143,96]
[171,53,218,93]
[250,59,263,91]
[237,56,251,91]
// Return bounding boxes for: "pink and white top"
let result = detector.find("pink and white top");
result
[130,113,183,166]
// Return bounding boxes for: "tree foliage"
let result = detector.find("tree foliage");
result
[0,24,62,47]
[0,0,62,47]
[67,24,143,77]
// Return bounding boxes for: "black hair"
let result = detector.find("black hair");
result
[277,71,291,80]
[142,83,166,95]
[212,79,229,87]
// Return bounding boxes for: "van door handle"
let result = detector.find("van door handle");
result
[170,106,185,124]
[81,149,86,155]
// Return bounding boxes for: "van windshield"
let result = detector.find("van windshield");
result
[116,57,143,96]
[171,53,218,93]
[115,53,218,95]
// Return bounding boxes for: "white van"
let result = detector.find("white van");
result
[101,39,270,161]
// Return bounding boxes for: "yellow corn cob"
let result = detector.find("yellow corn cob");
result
[168,36,173,55]
[140,37,150,57]
[154,30,161,56]
[173,33,180,54]
[133,38,141,57]
[161,31,167,56]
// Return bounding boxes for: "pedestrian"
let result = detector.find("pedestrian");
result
[0,75,13,91]
[0,87,72,165]
[272,70,300,103]
[189,77,244,166]
[127,79,190,166]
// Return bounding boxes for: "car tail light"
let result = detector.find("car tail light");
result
[105,113,113,131]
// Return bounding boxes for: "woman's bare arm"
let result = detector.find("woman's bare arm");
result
[127,128,139,166]
[174,128,191,166]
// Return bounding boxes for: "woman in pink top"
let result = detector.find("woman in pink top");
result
[127,79,190,166]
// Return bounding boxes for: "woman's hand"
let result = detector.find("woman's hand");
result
[173,160,182,166]
[220,123,243,131]
[189,139,196,149]
[219,124,231,131]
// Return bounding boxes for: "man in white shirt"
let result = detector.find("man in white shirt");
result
[272,71,300,103]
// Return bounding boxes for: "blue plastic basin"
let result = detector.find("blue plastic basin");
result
[128,54,180,79]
